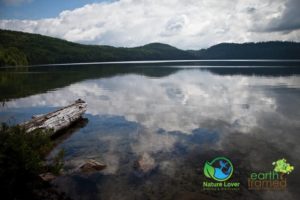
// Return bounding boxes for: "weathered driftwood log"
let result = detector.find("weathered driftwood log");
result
[22,99,87,134]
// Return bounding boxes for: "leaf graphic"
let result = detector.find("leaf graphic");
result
[204,161,215,179]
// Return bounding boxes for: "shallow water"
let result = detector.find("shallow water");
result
[1,62,300,200]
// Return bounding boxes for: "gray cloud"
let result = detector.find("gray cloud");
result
[160,15,188,36]
[245,7,256,14]
[266,0,300,32]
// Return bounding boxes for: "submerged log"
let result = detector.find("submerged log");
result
[21,99,87,135]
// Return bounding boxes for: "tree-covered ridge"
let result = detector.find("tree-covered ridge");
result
[0,29,300,67]
[0,29,193,66]
[190,42,300,59]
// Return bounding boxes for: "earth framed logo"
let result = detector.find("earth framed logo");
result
[247,158,294,190]
[202,157,240,190]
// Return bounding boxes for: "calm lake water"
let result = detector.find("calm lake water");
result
[1,61,300,200]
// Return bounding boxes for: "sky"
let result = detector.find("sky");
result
[0,0,300,49]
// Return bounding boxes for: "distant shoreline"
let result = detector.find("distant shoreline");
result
[0,59,300,69]
[34,59,300,66]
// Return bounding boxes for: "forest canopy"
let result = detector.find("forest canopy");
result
[1,29,300,67]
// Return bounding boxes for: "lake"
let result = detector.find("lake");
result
[1,61,300,200]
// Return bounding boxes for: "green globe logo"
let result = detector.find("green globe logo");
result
[204,157,233,182]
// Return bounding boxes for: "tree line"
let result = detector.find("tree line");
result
[1,29,300,67]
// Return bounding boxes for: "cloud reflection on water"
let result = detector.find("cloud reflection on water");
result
[4,70,300,134]
[4,69,300,165]
[3,69,300,199]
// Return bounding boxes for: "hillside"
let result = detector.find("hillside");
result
[189,42,300,59]
[0,29,300,66]
[0,29,193,66]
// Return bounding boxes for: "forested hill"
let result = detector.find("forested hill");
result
[0,29,300,66]
[189,42,300,59]
[0,29,193,66]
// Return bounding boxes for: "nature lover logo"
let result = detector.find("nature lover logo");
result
[248,158,294,190]
[203,157,240,190]
[204,157,233,181]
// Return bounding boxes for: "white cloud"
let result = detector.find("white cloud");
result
[0,0,300,49]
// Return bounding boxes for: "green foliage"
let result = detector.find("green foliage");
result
[49,149,65,175]
[0,47,28,66]
[1,29,300,67]
[0,29,194,66]
[0,124,64,199]
[190,42,300,59]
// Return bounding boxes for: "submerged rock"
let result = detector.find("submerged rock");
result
[135,153,157,173]
[79,159,106,173]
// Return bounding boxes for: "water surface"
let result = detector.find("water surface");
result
[1,62,300,200]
